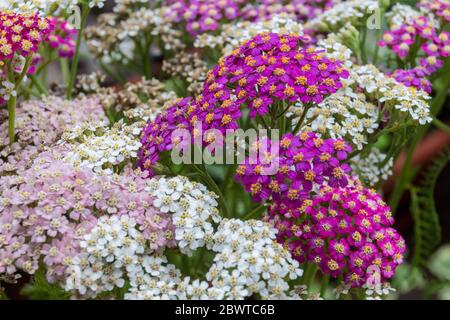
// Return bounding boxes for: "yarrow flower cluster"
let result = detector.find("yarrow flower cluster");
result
[64,214,148,297]
[46,17,77,58]
[379,8,450,92]
[0,153,175,282]
[269,182,406,287]
[242,0,336,23]
[124,219,303,300]
[349,65,432,125]
[203,32,349,118]
[0,96,107,174]
[85,7,185,64]
[418,0,450,23]
[0,11,53,62]
[289,88,379,150]
[0,0,78,15]
[194,13,305,55]
[206,218,303,299]
[350,148,393,188]
[307,0,380,32]
[59,121,142,174]
[162,52,208,96]
[145,176,220,255]
[164,0,240,35]
[235,131,352,203]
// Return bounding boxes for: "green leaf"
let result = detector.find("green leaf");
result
[429,244,450,281]
[410,149,449,269]
[21,268,71,300]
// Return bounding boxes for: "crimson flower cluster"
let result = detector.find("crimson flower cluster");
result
[269,183,406,287]
[0,11,53,63]
[46,17,77,59]
[379,15,450,93]
[203,32,349,118]
[235,131,352,203]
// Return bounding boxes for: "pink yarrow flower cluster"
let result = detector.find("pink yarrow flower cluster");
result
[269,182,406,287]
[0,152,175,282]
[379,15,450,92]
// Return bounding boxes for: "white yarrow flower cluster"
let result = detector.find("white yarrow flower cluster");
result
[59,121,142,174]
[64,215,146,298]
[194,13,304,55]
[125,219,303,300]
[349,65,432,125]
[290,88,379,150]
[385,3,439,30]
[145,176,221,255]
[207,219,303,300]
[307,0,379,31]
[350,148,393,187]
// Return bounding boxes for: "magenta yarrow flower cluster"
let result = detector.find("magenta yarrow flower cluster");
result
[138,33,349,176]
[165,0,241,35]
[137,95,240,176]
[268,183,406,287]
[0,11,53,63]
[0,151,175,282]
[204,33,349,118]
[379,15,450,92]
[235,131,352,203]
[46,17,77,58]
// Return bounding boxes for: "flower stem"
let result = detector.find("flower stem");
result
[66,2,90,99]
[192,164,230,218]
[432,116,450,135]
[320,274,330,297]
[8,94,17,145]
[389,72,450,212]
[302,263,318,289]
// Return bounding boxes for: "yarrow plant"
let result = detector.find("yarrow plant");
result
[1,0,449,302]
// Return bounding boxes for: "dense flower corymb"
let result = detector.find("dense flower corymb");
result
[0,11,53,62]
[235,131,352,204]
[203,32,349,118]
[269,182,406,287]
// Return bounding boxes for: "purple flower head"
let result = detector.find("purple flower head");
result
[269,182,406,288]
[203,33,349,119]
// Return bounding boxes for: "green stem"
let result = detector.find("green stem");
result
[66,2,90,99]
[60,58,70,84]
[293,105,311,135]
[7,57,32,145]
[8,95,17,145]
[432,116,450,135]
[30,75,48,95]
[243,204,265,220]
[360,27,368,64]
[302,263,318,289]
[320,275,330,297]
[192,164,230,218]
[389,74,450,212]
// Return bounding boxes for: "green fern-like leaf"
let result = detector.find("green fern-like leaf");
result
[21,268,71,300]
[410,149,450,269]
